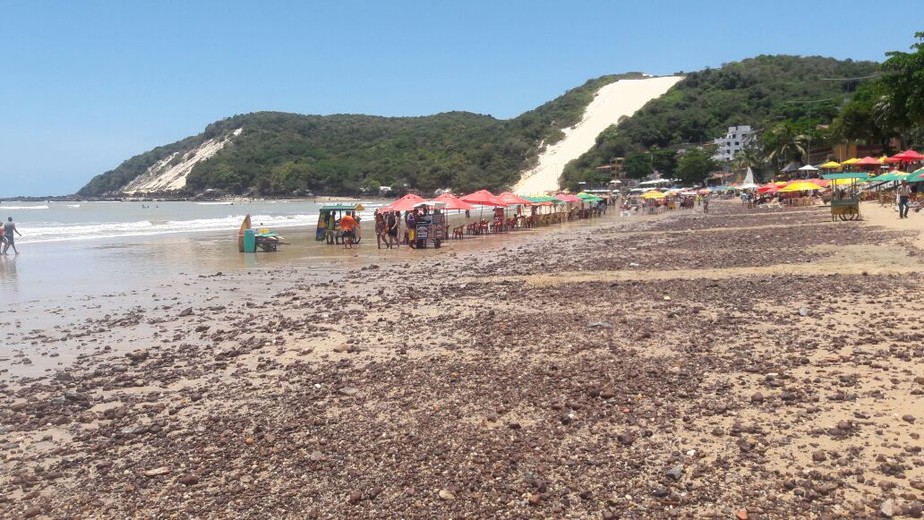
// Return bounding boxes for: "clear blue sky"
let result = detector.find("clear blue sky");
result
[1,0,920,197]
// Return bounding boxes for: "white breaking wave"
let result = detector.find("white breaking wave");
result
[0,205,49,210]
[25,213,321,244]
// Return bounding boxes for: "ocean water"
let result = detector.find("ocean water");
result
[0,199,381,244]
[0,199,385,307]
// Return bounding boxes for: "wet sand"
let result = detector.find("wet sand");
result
[1,200,923,518]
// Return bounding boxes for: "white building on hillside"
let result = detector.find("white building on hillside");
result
[713,125,753,162]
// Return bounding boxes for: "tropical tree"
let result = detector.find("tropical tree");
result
[879,32,924,135]
[623,152,653,179]
[763,122,808,169]
[731,141,767,180]
[833,32,924,150]
[675,147,719,185]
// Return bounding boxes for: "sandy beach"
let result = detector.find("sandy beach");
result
[2,199,923,518]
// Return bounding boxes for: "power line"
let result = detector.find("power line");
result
[819,74,882,81]
[779,98,837,105]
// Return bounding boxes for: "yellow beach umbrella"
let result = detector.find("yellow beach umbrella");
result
[641,190,666,199]
[819,160,842,169]
[831,177,866,186]
[840,158,861,166]
[780,181,823,192]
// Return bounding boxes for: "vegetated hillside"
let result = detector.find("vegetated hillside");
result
[561,55,881,188]
[77,74,643,198]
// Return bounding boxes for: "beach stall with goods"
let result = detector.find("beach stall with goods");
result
[238,214,286,252]
[410,201,447,248]
[316,203,365,244]
[822,173,868,221]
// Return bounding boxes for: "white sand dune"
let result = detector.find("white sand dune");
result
[513,76,683,195]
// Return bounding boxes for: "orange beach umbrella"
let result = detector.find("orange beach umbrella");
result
[461,190,507,207]
[433,193,475,211]
[381,193,424,212]
[497,191,533,206]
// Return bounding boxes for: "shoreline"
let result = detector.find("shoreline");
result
[2,200,922,517]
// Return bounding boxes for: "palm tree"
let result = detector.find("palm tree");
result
[764,123,809,170]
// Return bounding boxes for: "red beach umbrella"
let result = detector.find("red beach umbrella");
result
[381,193,424,212]
[496,192,533,206]
[855,156,883,167]
[461,190,507,207]
[889,149,924,163]
[433,193,475,211]
[555,193,583,203]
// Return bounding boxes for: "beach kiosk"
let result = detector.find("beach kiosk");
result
[316,203,364,244]
[822,172,868,221]
[238,214,285,252]
[412,201,447,248]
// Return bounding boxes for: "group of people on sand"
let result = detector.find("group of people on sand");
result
[334,208,408,250]
[372,207,442,249]
[1,217,21,255]
[372,209,404,249]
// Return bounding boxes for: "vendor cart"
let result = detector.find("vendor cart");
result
[412,201,447,248]
[316,203,364,244]
[822,173,868,221]
[830,196,861,221]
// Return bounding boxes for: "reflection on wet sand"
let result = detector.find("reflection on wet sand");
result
[0,255,17,292]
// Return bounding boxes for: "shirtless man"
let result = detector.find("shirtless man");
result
[2,217,21,255]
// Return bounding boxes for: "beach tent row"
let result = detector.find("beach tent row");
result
[380,190,604,212]
[379,189,609,236]
[806,149,924,171]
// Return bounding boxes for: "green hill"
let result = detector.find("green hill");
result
[561,56,880,187]
[78,55,884,198]
[78,74,640,197]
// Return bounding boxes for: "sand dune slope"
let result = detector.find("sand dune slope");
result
[513,76,682,195]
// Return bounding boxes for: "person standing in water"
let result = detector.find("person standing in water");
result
[2,217,21,255]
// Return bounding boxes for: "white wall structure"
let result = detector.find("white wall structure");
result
[713,125,753,162]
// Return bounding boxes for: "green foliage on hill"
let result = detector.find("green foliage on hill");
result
[561,55,880,188]
[833,32,924,150]
[78,74,644,197]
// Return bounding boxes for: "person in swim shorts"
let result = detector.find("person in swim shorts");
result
[2,217,21,255]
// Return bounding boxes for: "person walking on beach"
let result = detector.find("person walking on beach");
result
[339,213,359,249]
[405,210,417,248]
[374,211,389,249]
[386,211,399,248]
[702,195,709,214]
[2,217,21,255]
[897,180,912,219]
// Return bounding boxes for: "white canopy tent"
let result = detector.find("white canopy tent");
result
[743,166,756,185]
